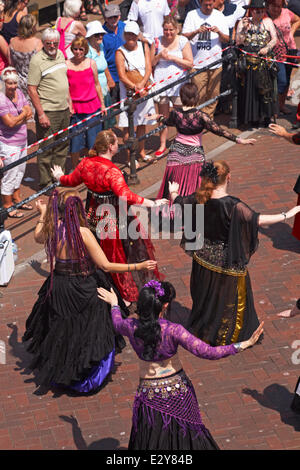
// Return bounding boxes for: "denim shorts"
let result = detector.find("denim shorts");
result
[69,111,102,152]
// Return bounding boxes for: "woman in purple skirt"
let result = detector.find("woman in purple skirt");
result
[98,281,264,450]
[155,82,256,213]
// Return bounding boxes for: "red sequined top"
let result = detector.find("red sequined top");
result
[60,156,144,205]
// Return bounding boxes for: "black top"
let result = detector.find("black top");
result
[174,194,260,269]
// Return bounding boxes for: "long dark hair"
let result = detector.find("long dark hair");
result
[134,281,176,361]
[43,188,89,296]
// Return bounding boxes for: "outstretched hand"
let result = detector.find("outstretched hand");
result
[240,321,264,350]
[51,165,64,181]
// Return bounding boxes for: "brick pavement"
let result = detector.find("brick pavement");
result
[0,24,300,449]
[0,113,299,451]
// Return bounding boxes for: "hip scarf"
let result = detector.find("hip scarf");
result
[132,370,207,438]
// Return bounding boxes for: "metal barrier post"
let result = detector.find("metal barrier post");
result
[125,90,140,185]
[229,46,238,129]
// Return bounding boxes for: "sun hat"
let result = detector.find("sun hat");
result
[86,20,107,38]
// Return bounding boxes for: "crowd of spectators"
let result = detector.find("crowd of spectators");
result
[0,0,299,215]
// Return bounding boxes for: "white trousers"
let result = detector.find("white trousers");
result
[0,141,27,196]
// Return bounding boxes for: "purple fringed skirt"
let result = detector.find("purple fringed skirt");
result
[156,142,205,221]
[128,370,219,450]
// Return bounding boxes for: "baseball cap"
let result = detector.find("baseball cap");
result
[104,4,121,17]
[123,21,140,36]
[86,21,107,38]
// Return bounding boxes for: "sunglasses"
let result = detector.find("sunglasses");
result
[45,41,59,46]
[93,33,104,38]
[73,47,85,51]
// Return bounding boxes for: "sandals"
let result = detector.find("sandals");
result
[8,210,24,219]
[18,203,33,210]
[85,1,101,14]
[80,9,88,20]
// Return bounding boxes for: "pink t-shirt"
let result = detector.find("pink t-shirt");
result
[273,8,296,59]
[0,88,28,146]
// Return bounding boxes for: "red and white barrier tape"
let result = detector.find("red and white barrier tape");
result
[4,47,229,162]
[238,47,300,68]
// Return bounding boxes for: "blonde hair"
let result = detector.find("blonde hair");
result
[70,36,89,55]
[18,14,37,39]
[196,160,230,205]
[89,130,117,156]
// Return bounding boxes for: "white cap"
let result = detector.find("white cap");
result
[86,21,107,38]
[124,21,140,36]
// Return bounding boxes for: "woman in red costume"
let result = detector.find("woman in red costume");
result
[52,129,168,303]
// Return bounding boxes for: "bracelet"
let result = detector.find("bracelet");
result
[37,220,44,224]
[281,212,287,221]
[111,305,119,309]
[233,342,243,352]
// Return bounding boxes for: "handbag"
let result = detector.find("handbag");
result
[119,47,152,99]
[273,21,299,66]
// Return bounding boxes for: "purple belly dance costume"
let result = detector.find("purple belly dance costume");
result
[110,305,240,450]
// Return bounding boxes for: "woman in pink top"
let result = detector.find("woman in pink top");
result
[267,0,300,113]
[67,36,105,168]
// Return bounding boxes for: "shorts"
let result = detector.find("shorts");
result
[156,95,182,106]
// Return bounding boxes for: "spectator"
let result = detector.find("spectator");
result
[9,14,43,118]
[55,0,86,60]
[67,36,105,168]
[27,28,71,190]
[0,67,32,218]
[266,0,300,115]
[151,15,193,157]
[182,0,229,119]
[102,4,125,105]
[214,0,245,36]
[235,0,277,127]
[0,1,9,74]
[1,0,28,44]
[128,0,170,40]
[116,21,157,167]
[86,20,116,130]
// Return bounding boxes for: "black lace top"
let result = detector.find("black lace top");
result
[161,107,238,142]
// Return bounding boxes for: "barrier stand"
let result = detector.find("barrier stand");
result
[126,90,140,185]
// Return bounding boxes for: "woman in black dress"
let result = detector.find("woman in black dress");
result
[169,160,300,346]
[22,188,157,393]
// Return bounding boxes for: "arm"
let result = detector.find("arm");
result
[258,18,278,56]
[269,123,298,144]
[81,227,157,273]
[27,85,50,128]
[0,37,9,65]
[199,111,256,144]
[210,26,229,44]
[73,21,87,37]
[258,206,300,226]
[0,109,28,128]
[171,321,264,358]
[161,39,193,69]
[106,167,168,207]
[97,292,133,337]
[115,49,138,90]
[52,164,83,187]
[104,67,115,90]
[290,14,300,37]
[34,199,47,244]
[91,60,105,112]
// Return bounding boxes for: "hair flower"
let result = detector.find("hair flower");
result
[143,280,165,298]
[200,161,218,184]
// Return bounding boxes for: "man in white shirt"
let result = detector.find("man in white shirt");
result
[182,0,229,118]
[127,0,170,40]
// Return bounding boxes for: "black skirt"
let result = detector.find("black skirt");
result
[188,257,260,346]
[128,370,219,450]
[22,266,126,387]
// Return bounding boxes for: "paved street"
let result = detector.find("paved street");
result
[0,21,299,450]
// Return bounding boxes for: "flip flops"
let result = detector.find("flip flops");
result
[8,210,24,219]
